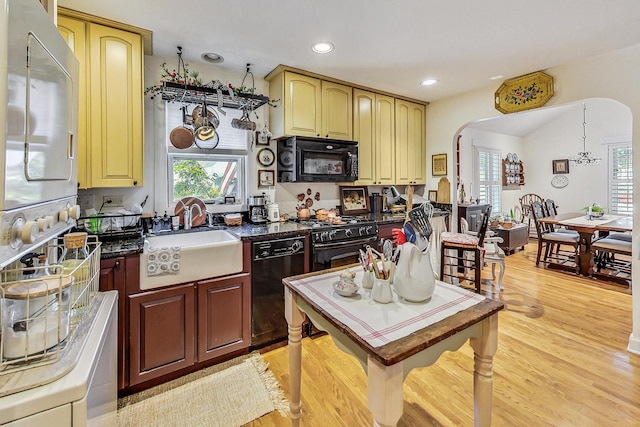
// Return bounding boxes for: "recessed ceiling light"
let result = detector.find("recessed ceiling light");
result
[489,75,504,80]
[312,42,334,54]
[201,52,224,64]
[420,79,438,86]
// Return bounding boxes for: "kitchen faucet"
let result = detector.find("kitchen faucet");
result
[179,200,202,230]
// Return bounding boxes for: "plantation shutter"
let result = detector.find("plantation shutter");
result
[477,148,501,214]
[608,143,632,215]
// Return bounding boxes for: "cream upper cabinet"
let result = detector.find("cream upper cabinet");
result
[57,16,88,189]
[376,94,395,184]
[395,100,426,185]
[58,13,144,188]
[352,89,375,184]
[88,23,143,187]
[321,81,352,140]
[352,89,394,185]
[283,72,321,137]
[268,70,352,140]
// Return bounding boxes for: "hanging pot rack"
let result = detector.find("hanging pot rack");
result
[161,81,269,110]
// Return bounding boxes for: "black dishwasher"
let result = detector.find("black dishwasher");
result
[251,235,307,349]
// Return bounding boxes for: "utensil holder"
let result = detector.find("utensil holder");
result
[372,277,393,304]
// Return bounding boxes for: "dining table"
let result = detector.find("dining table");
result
[283,267,504,427]
[537,212,632,276]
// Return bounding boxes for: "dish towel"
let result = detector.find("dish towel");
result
[146,247,181,276]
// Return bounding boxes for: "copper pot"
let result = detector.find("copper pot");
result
[169,126,194,149]
[297,208,310,220]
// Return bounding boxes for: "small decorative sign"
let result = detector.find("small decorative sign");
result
[432,154,447,176]
[494,71,554,114]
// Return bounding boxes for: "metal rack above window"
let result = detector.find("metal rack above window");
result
[161,81,269,110]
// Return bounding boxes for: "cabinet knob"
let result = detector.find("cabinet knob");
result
[133,180,138,186]
[325,134,329,138]
[114,261,121,270]
[316,134,320,137]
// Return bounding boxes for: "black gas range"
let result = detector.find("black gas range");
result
[296,216,378,271]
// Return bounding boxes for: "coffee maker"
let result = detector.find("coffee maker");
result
[248,195,268,224]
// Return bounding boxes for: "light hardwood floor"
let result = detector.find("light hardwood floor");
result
[249,243,639,427]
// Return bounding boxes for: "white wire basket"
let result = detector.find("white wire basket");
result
[0,236,101,374]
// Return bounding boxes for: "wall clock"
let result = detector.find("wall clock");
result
[257,148,275,167]
[551,175,569,189]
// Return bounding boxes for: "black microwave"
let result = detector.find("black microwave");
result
[276,136,358,183]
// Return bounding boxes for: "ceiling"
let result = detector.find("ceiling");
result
[58,0,640,103]
[465,103,579,137]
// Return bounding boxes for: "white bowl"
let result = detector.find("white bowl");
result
[333,280,359,297]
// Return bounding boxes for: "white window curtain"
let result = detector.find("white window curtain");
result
[607,143,632,215]
[475,147,501,215]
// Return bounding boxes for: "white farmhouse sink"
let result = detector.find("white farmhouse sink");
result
[140,229,243,290]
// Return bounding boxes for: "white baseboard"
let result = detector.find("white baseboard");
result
[628,333,640,355]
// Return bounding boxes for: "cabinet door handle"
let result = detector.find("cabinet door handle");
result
[114,261,121,270]
[133,180,138,186]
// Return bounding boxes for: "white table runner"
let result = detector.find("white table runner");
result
[558,214,625,228]
[287,270,485,348]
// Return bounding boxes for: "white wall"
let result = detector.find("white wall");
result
[457,99,632,216]
[425,44,640,354]
[521,99,631,213]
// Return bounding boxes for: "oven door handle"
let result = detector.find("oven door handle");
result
[313,236,378,249]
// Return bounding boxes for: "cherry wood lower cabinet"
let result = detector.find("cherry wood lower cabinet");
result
[128,284,196,386]
[100,255,139,391]
[127,272,251,388]
[197,274,251,362]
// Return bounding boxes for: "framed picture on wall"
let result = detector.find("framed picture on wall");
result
[432,154,447,176]
[258,170,275,187]
[552,159,569,174]
[339,186,370,215]
[428,190,438,202]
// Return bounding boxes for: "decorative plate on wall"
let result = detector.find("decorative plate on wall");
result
[257,148,275,167]
[495,71,554,114]
[551,175,569,189]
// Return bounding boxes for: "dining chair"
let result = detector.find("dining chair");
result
[459,218,506,291]
[519,193,544,238]
[542,199,580,248]
[592,234,632,285]
[440,204,492,293]
[530,201,580,271]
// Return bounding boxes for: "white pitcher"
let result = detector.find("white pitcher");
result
[393,242,436,303]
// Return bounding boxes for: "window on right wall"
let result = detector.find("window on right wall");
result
[607,142,632,215]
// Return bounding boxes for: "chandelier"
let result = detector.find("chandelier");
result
[570,103,602,166]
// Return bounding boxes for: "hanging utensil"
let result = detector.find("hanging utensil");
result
[231,108,256,131]
[408,205,433,241]
[382,239,393,260]
[169,106,194,149]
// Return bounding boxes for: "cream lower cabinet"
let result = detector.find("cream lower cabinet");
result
[352,89,395,185]
[395,99,426,185]
[58,14,144,188]
[268,70,352,140]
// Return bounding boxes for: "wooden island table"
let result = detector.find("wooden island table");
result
[283,267,504,427]
[537,213,632,276]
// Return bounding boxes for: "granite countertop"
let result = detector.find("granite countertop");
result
[98,211,451,259]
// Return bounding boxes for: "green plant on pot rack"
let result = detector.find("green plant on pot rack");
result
[144,47,279,109]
